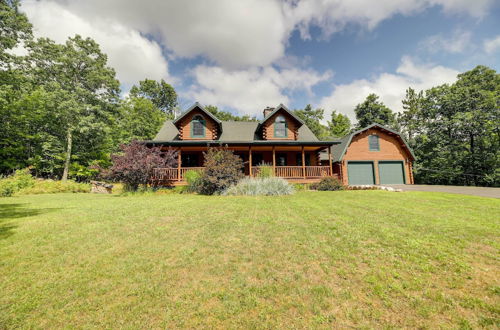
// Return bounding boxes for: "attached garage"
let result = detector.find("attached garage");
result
[347,162,375,185]
[321,123,416,185]
[378,161,405,184]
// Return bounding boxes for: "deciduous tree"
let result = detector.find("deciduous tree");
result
[205,105,257,121]
[118,97,166,143]
[130,79,177,116]
[25,35,120,180]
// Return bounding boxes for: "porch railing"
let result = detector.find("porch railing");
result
[153,165,332,182]
[248,165,333,179]
[273,166,303,178]
[152,167,204,182]
[305,166,330,178]
[264,166,331,178]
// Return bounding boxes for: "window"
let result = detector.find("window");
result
[274,115,287,138]
[369,134,380,151]
[277,153,287,166]
[181,154,199,167]
[191,115,205,138]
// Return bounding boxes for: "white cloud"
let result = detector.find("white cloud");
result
[319,57,459,121]
[27,0,496,69]
[21,0,170,86]
[18,0,494,109]
[483,35,500,54]
[420,29,472,53]
[43,0,288,69]
[284,0,494,40]
[188,65,332,116]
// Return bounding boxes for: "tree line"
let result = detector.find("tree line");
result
[283,67,499,185]
[1,1,498,186]
[291,67,499,186]
[1,1,177,180]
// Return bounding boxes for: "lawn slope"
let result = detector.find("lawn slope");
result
[0,191,499,328]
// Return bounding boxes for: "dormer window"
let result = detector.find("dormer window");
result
[274,115,287,138]
[191,115,205,138]
[369,134,380,151]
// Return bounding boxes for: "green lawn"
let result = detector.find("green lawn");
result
[0,191,499,328]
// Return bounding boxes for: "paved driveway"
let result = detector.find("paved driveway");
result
[386,184,500,199]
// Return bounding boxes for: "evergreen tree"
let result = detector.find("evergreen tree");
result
[294,104,328,139]
[327,110,351,137]
[398,87,425,147]
[354,94,396,128]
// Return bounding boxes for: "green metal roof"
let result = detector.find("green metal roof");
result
[153,120,325,143]
[154,120,180,141]
[151,102,341,147]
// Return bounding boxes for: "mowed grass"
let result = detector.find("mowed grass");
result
[0,191,499,328]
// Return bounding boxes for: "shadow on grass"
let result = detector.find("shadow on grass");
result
[0,204,59,240]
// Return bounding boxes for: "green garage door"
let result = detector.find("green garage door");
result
[347,162,375,185]
[378,161,405,184]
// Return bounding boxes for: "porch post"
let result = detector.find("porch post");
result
[177,148,182,181]
[328,147,333,176]
[272,145,276,176]
[301,146,306,179]
[249,146,253,177]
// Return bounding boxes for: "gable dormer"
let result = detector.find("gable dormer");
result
[259,104,304,140]
[173,103,222,140]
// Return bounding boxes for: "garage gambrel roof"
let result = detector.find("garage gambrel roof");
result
[327,123,416,162]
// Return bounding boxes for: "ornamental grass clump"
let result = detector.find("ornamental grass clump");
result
[223,177,294,196]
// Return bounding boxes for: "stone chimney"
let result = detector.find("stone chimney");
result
[263,106,274,118]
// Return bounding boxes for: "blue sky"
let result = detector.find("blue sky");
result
[21,0,500,121]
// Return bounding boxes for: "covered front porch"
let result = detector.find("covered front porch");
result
[150,142,336,185]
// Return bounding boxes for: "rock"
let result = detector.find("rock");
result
[90,181,113,194]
